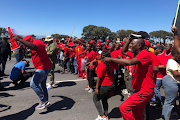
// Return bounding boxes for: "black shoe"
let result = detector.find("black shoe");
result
[2,73,9,76]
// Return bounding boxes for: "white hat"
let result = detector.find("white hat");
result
[45,36,54,42]
[61,38,65,41]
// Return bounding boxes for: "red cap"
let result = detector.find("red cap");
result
[106,40,110,43]
[78,39,82,41]
[96,42,102,46]
[65,38,70,40]
[55,38,59,41]
[24,35,34,43]
[90,40,96,44]
[68,42,74,46]
[144,40,152,48]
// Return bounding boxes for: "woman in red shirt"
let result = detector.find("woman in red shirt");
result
[85,43,96,93]
[93,51,115,120]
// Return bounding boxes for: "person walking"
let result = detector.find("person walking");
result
[45,36,58,89]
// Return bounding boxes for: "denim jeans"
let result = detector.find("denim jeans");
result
[162,75,179,120]
[67,57,73,71]
[151,79,163,105]
[30,68,51,102]
[57,53,60,64]
[14,53,22,63]
[73,56,78,74]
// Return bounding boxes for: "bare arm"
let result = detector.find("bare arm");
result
[21,69,28,74]
[13,35,37,50]
[103,57,141,66]
[172,26,180,54]
[172,70,180,82]
[153,66,159,74]
[95,77,101,95]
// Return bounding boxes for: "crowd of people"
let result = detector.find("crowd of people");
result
[0,26,180,120]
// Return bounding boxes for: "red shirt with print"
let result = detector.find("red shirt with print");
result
[68,47,73,58]
[131,50,154,91]
[97,62,115,86]
[31,39,52,70]
[86,50,96,69]
[76,45,85,58]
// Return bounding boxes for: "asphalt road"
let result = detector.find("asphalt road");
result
[0,58,166,120]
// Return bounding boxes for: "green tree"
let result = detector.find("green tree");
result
[0,27,8,37]
[116,30,135,40]
[149,30,173,44]
[51,34,70,39]
[108,32,117,41]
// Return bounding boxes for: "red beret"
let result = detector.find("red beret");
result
[144,40,152,48]
[106,40,110,43]
[55,38,59,41]
[96,42,102,46]
[78,39,82,41]
[90,40,96,44]
[68,42,74,46]
[24,35,34,43]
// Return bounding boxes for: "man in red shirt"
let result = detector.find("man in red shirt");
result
[103,34,155,120]
[61,45,71,74]
[13,35,52,110]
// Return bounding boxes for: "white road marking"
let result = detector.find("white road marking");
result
[55,79,86,83]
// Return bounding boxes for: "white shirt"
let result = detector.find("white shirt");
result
[166,59,180,83]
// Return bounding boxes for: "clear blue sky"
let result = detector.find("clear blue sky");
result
[0,0,179,38]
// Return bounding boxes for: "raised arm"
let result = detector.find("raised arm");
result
[172,26,180,53]
[13,35,37,50]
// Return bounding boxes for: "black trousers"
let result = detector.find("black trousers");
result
[87,68,95,89]
[93,84,115,116]
[13,72,33,84]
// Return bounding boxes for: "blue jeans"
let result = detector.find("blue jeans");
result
[67,57,73,71]
[14,53,22,63]
[151,79,163,105]
[162,75,179,120]
[73,56,78,74]
[30,68,51,102]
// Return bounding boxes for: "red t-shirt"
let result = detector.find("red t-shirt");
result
[149,51,159,82]
[116,48,123,58]
[31,39,52,70]
[86,50,96,69]
[58,43,63,54]
[97,62,115,86]
[110,50,118,70]
[96,51,101,64]
[131,50,155,91]
[156,52,171,79]
[64,47,70,58]
[68,47,73,58]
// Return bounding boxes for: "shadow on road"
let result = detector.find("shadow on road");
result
[0,103,38,120]
[108,107,122,119]
[4,82,31,91]
[0,92,14,98]
[0,104,11,112]
[54,70,61,73]
[55,81,76,88]
[39,95,75,114]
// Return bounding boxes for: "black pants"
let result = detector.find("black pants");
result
[87,68,95,89]
[13,72,33,85]
[93,84,115,116]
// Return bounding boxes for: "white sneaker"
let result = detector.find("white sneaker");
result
[122,89,128,94]
[46,84,52,90]
[88,88,94,93]
[95,115,108,120]
[85,87,90,91]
